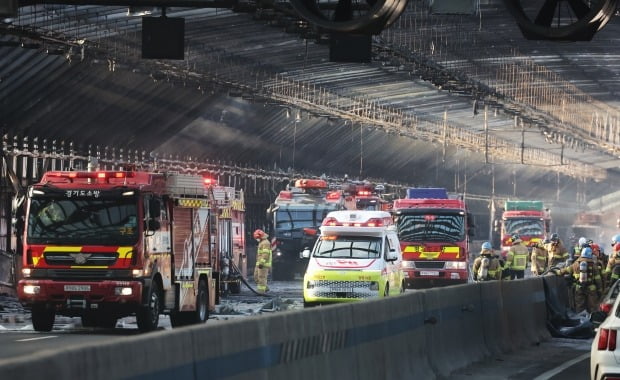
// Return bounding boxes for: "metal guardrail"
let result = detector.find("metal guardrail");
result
[0,250,15,288]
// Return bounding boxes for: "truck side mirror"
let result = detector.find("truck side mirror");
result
[386,248,399,261]
[301,248,311,259]
[149,199,161,218]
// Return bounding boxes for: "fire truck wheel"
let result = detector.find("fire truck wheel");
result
[195,278,209,323]
[137,281,161,332]
[31,304,55,332]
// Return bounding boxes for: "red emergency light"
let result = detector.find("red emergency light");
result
[322,216,392,227]
[46,171,134,181]
[326,191,342,200]
[203,178,217,186]
[278,191,293,200]
[357,190,372,196]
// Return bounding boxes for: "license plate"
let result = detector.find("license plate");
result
[419,271,439,276]
[64,285,90,292]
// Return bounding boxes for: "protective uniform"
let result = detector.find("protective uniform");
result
[604,241,620,286]
[558,247,602,313]
[506,234,529,280]
[530,241,548,276]
[546,233,569,268]
[472,242,501,281]
[253,229,272,293]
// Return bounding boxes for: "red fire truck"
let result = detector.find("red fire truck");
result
[495,200,551,258]
[392,188,475,288]
[17,168,246,332]
[267,178,344,280]
[342,181,390,211]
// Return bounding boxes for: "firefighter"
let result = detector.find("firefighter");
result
[604,235,620,286]
[530,239,548,276]
[572,237,589,260]
[506,234,529,279]
[472,242,501,281]
[546,233,569,268]
[253,229,272,293]
[557,247,603,313]
[590,242,607,291]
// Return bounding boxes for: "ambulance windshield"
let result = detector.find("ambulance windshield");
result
[313,236,381,259]
[27,192,139,245]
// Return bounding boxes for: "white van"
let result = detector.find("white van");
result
[301,210,404,307]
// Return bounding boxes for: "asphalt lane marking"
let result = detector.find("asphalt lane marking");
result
[532,351,590,380]
[16,336,58,342]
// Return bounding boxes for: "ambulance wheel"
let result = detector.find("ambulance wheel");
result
[31,304,55,332]
[137,281,161,332]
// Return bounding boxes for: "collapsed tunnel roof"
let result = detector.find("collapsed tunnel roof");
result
[2,1,620,208]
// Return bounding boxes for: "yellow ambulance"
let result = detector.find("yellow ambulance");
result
[301,210,405,307]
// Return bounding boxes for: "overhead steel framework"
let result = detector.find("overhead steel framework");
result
[2,2,616,181]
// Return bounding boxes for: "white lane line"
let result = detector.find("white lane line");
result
[16,336,58,342]
[532,351,590,380]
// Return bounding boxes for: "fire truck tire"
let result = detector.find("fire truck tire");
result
[195,278,209,323]
[31,304,55,332]
[137,281,161,332]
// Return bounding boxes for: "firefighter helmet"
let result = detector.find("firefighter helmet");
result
[481,241,492,252]
[511,234,521,243]
[253,229,267,240]
[581,247,593,259]
[612,234,620,246]
[578,237,587,247]
[550,233,560,242]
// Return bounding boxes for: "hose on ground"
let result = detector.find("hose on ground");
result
[229,260,273,298]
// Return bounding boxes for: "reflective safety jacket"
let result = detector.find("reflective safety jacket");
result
[560,257,602,292]
[546,241,569,267]
[256,237,273,268]
[530,245,548,274]
[472,253,501,281]
[506,243,529,271]
[605,253,620,282]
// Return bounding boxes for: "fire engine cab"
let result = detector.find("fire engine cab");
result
[17,168,246,332]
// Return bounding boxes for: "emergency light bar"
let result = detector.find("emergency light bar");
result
[322,216,393,227]
[46,171,134,179]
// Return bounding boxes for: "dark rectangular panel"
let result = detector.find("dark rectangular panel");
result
[329,33,372,64]
[141,16,185,60]
[0,0,18,17]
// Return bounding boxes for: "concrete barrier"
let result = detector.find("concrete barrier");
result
[500,277,550,350]
[479,280,512,355]
[422,283,488,378]
[0,278,561,380]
